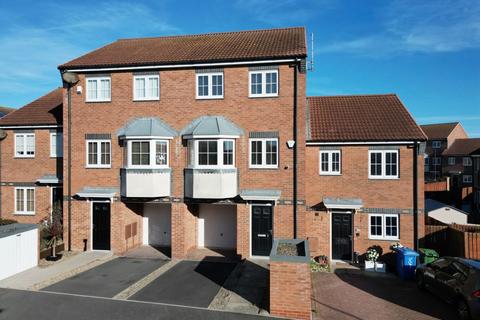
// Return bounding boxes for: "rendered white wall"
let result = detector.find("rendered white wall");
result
[0,228,38,280]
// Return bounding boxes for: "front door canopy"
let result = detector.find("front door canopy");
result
[240,189,281,201]
[323,197,363,210]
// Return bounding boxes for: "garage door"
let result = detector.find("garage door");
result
[143,203,171,247]
[198,204,236,249]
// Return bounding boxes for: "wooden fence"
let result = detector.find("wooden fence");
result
[424,221,480,259]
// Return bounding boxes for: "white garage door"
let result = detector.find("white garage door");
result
[143,203,171,247]
[198,204,236,249]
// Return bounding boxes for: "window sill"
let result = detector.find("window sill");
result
[248,94,279,99]
[319,173,342,176]
[85,100,111,103]
[86,166,111,169]
[368,176,400,180]
[133,98,160,102]
[14,156,35,159]
[196,96,224,100]
[14,212,35,216]
[368,237,399,241]
[249,166,279,170]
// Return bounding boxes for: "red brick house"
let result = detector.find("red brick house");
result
[0,88,63,224]
[304,95,426,260]
[57,27,307,258]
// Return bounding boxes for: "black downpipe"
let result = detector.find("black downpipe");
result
[67,85,72,251]
[293,61,298,239]
[413,141,419,250]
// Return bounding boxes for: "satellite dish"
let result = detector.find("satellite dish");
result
[0,129,7,140]
[62,72,79,85]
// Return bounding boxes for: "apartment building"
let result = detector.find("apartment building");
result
[421,122,468,181]
[304,95,426,260]
[0,88,63,224]
[57,28,307,258]
[471,148,480,221]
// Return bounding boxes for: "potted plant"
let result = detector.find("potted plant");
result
[44,203,63,261]
[365,248,378,272]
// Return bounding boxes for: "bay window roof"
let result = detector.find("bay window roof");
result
[180,116,244,139]
[117,117,177,139]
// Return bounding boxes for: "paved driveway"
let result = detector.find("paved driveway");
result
[130,260,237,307]
[42,257,166,298]
[313,270,458,320]
[0,288,274,320]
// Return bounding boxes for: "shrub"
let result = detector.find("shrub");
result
[0,218,17,225]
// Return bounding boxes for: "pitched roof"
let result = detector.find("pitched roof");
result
[0,106,14,118]
[307,94,426,142]
[0,88,62,126]
[420,122,460,140]
[442,138,480,156]
[59,27,307,70]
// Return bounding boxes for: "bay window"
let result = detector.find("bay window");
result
[188,139,235,168]
[127,140,169,168]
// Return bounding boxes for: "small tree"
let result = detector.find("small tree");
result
[44,202,63,258]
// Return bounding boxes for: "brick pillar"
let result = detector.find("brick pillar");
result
[171,202,197,259]
[236,203,250,259]
[270,260,312,320]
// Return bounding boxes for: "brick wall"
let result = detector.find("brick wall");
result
[270,260,312,320]
[171,202,198,259]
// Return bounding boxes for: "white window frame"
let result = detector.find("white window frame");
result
[463,175,473,183]
[368,150,399,179]
[14,187,35,215]
[86,139,111,168]
[14,133,35,158]
[463,157,472,166]
[195,72,224,99]
[448,157,456,165]
[248,70,279,98]
[368,214,399,240]
[86,76,111,102]
[249,138,279,169]
[189,139,235,169]
[432,141,441,149]
[433,157,442,165]
[133,74,160,101]
[50,132,63,157]
[319,150,341,175]
[127,140,169,169]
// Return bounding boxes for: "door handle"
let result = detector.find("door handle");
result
[257,234,267,238]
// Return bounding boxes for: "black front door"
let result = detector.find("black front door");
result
[92,202,110,250]
[251,205,273,256]
[332,212,352,260]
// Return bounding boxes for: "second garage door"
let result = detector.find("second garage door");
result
[198,204,236,249]
[143,203,171,247]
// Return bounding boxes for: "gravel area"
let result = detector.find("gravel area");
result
[276,243,298,256]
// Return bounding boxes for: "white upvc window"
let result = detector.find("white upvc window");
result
[249,138,278,169]
[433,157,442,165]
[196,73,223,99]
[368,214,399,240]
[86,140,111,168]
[368,150,399,179]
[463,157,472,166]
[14,133,35,158]
[133,74,159,101]
[463,175,473,184]
[249,70,278,97]
[319,150,341,175]
[86,77,111,102]
[188,139,235,168]
[432,141,441,149]
[15,187,35,215]
[127,140,169,168]
[50,132,63,157]
[448,157,456,165]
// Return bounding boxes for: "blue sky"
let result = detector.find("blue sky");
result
[0,0,479,136]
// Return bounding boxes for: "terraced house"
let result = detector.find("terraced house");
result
[57,28,307,258]
[0,27,427,266]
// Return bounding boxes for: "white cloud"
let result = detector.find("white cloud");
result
[318,0,480,56]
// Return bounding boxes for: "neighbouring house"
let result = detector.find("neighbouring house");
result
[0,106,15,118]
[421,122,468,181]
[304,94,426,261]
[0,88,63,224]
[471,148,480,221]
[57,27,307,257]
[425,198,469,225]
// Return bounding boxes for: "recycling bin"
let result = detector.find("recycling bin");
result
[395,247,419,280]
[418,248,439,264]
